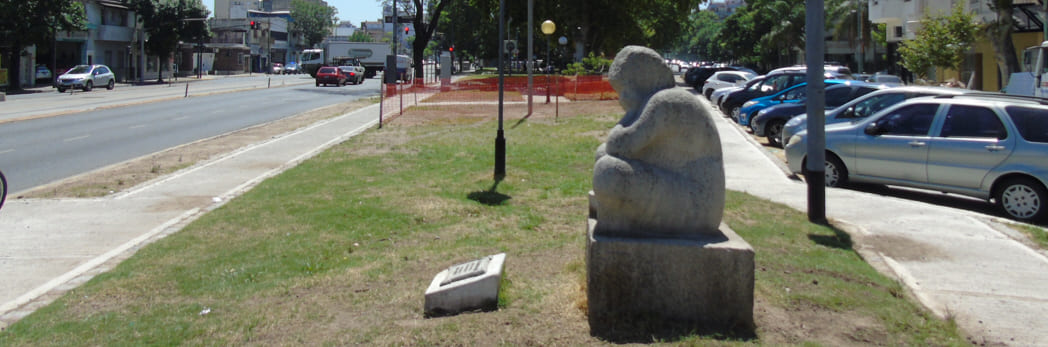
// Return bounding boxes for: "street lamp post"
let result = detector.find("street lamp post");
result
[557,36,567,120]
[495,0,506,178]
[541,20,555,104]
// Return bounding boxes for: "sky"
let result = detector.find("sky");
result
[202,0,384,27]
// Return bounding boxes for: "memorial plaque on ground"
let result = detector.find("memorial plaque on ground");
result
[424,253,506,317]
[440,257,491,286]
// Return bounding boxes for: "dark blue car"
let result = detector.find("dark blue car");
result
[750,81,888,147]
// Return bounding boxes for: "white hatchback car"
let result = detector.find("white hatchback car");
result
[56,64,115,92]
[701,70,755,100]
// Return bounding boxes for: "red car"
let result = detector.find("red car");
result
[315,66,345,87]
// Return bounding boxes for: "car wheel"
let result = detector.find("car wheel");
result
[729,105,741,123]
[106,79,115,90]
[83,81,93,92]
[57,87,66,93]
[766,120,786,148]
[704,89,713,100]
[316,81,320,87]
[996,177,1047,222]
[823,154,848,188]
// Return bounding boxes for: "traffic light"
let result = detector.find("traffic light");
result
[449,46,454,53]
[404,27,409,35]
[250,21,257,29]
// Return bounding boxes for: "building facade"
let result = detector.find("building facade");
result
[869,0,1046,90]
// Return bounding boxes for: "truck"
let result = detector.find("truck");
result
[1005,41,1048,98]
[300,41,391,78]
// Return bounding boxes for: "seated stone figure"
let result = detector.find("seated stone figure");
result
[593,46,724,239]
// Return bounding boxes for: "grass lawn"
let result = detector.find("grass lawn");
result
[0,101,968,345]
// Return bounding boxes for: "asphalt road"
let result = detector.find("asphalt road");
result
[0,75,381,193]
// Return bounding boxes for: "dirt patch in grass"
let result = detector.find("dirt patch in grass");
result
[16,99,376,199]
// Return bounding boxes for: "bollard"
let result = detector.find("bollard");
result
[268,77,271,88]
[185,84,189,98]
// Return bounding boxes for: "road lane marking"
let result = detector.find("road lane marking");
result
[0,149,13,155]
[129,124,146,130]
[172,116,189,121]
[64,135,90,142]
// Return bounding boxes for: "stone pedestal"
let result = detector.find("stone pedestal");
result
[586,218,755,339]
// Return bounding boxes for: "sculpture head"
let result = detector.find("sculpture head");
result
[608,46,675,114]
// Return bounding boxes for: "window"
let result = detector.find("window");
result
[851,93,906,118]
[894,26,904,38]
[874,103,939,135]
[1006,106,1048,143]
[940,105,1006,139]
[825,87,852,107]
[782,86,806,100]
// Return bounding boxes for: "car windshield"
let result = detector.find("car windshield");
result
[67,66,91,74]
[318,67,336,73]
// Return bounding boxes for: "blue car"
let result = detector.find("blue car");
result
[750,81,889,147]
[736,80,846,127]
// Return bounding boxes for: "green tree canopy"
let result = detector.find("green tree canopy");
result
[290,0,338,49]
[130,0,211,82]
[0,0,86,89]
[348,31,374,42]
[898,3,980,79]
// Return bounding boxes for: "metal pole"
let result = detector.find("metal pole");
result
[805,0,827,224]
[857,4,864,74]
[527,0,534,116]
[495,0,506,178]
[546,43,551,103]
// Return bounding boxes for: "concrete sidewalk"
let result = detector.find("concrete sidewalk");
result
[0,104,379,327]
[713,101,1048,346]
[1,92,1046,345]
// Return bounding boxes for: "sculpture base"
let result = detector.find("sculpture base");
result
[586,219,755,340]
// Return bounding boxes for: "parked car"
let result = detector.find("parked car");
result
[785,93,1048,222]
[684,65,735,89]
[271,63,284,74]
[712,76,766,110]
[736,80,848,126]
[866,73,903,85]
[314,66,345,87]
[720,67,812,120]
[55,64,115,92]
[284,62,299,74]
[701,70,756,100]
[750,81,887,147]
[780,86,977,147]
[35,65,52,81]
[338,64,365,85]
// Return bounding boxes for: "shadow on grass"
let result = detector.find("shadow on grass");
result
[807,224,853,250]
[467,176,511,206]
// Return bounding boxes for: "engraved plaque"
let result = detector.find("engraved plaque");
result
[440,257,491,286]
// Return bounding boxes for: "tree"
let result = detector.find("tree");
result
[129,0,210,83]
[984,0,1021,88]
[289,0,338,49]
[348,31,374,42]
[898,3,980,79]
[0,0,86,90]
[378,0,450,83]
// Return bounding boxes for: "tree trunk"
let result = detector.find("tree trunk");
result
[988,0,1021,89]
[6,46,24,90]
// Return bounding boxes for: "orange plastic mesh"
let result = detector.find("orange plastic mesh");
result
[379,75,617,125]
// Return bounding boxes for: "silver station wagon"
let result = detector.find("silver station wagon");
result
[786,94,1048,222]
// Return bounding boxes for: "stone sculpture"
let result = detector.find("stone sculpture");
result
[592,45,725,238]
[586,46,754,340]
